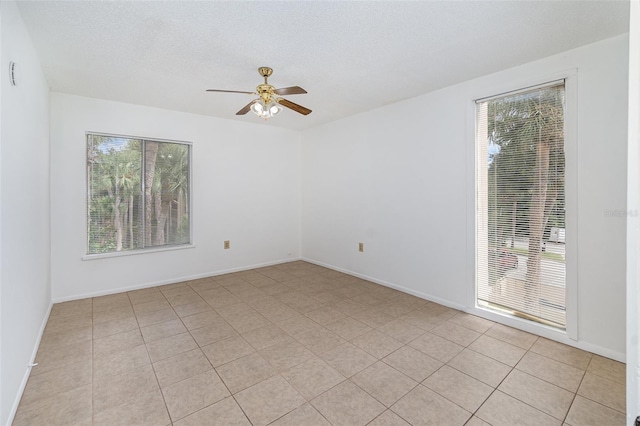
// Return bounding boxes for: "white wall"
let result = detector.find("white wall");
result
[302,91,470,306]
[50,94,301,300]
[627,1,640,423]
[301,34,629,360]
[0,2,51,424]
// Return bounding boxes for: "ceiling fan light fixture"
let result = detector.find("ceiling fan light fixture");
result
[268,101,282,116]
[250,99,282,119]
[251,100,265,115]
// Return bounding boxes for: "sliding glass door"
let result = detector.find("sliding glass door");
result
[476,82,566,329]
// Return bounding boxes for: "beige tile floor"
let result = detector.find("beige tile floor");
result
[13,261,626,426]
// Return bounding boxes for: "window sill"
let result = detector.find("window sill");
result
[82,244,195,261]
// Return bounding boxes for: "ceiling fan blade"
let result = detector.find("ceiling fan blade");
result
[274,86,307,96]
[236,100,257,115]
[277,98,312,115]
[206,89,255,95]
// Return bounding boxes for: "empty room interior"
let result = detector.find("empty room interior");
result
[1,1,639,425]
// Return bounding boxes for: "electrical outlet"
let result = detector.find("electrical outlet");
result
[358,242,364,252]
[224,240,230,249]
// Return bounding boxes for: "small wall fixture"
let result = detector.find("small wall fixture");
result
[9,62,17,86]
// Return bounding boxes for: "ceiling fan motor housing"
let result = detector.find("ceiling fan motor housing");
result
[258,67,273,78]
[257,67,276,102]
[257,84,275,102]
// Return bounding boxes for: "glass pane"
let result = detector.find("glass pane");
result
[144,141,190,247]
[477,84,566,328]
[87,135,143,254]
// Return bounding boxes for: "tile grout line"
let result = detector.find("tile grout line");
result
[30,263,627,425]
[420,329,522,423]
[183,279,242,422]
[441,332,538,423]
[177,274,268,424]
[471,334,590,424]
[560,354,592,425]
[234,269,297,425]
[564,353,626,417]
[172,277,246,420]
[128,289,173,424]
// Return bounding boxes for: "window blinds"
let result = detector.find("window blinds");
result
[87,134,191,255]
[476,82,566,328]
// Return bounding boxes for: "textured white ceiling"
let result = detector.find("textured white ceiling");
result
[17,1,628,130]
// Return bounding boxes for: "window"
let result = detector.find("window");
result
[87,133,191,255]
[476,82,566,329]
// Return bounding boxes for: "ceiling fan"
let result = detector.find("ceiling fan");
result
[206,67,312,119]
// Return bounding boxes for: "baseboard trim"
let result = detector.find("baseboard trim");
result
[6,300,53,426]
[50,255,625,363]
[301,257,466,312]
[52,257,301,303]
[465,306,626,362]
[301,257,625,363]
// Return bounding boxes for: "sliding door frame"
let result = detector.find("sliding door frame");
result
[465,69,578,342]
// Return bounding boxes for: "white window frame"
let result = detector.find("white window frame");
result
[83,132,195,260]
[465,70,578,342]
